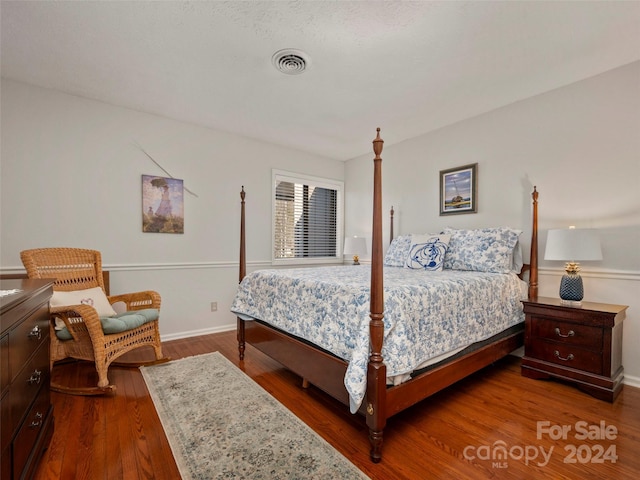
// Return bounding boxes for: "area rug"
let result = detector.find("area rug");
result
[140,352,370,480]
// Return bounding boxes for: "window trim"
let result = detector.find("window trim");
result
[271,169,344,265]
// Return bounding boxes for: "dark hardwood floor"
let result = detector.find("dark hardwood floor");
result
[34,330,640,479]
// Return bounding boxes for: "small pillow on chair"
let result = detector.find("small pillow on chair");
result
[55,308,160,341]
[50,287,117,317]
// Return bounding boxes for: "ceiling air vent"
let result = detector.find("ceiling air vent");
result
[272,49,310,75]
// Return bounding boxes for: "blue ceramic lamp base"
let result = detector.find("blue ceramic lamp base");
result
[559,273,584,305]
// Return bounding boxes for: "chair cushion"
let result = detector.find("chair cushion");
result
[55,309,159,341]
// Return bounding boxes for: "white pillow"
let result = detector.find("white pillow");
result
[405,234,451,271]
[512,240,524,274]
[50,286,117,317]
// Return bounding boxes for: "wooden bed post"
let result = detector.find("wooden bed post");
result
[528,186,539,300]
[237,186,246,360]
[367,128,387,463]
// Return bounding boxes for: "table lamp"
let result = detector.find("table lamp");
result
[344,236,367,265]
[544,227,602,304]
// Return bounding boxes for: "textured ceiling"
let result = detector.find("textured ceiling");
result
[2,1,639,160]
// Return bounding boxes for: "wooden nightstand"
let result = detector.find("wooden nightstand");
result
[521,296,627,402]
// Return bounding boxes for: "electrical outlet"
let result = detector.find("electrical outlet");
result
[210,302,218,312]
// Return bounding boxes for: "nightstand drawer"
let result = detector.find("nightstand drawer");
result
[532,318,602,350]
[528,341,602,375]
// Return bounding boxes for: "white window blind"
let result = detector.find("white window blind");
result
[272,170,343,264]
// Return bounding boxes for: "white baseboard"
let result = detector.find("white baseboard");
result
[160,323,235,342]
[623,373,640,389]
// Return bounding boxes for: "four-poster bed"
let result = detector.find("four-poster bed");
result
[233,128,539,462]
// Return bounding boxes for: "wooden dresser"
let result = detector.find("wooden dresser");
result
[521,296,627,402]
[1,279,54,480]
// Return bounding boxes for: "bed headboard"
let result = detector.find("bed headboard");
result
[386,186,539,300]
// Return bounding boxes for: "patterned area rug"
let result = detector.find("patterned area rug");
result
[140,352,370,480]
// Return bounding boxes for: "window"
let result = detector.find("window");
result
[272,170,343,264]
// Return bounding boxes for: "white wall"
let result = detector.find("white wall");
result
[3,62,638,387]
[345,62,640,386]
[0,79,345,339]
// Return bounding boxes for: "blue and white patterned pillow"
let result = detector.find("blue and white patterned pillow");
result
[443,227,521,273]
[384,235,412,266]
[405,234,451,271]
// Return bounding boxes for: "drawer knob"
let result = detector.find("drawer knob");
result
[28,325,42,340]
[27,369,42,385]
[29,412,43,429]
[554,327,575,338]
[554,350,575,362]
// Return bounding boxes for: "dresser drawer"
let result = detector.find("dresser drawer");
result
[12,385,51,479]
[528,341,603,375]
[8,302,50,384]
[8,341,50,437]
[531,318,602,350]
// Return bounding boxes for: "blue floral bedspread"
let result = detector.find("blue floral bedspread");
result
[231,265,525,413]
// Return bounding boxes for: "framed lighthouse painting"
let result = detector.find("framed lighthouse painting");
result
[439,163,477,216]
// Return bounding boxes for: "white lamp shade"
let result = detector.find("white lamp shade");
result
[344,236,367,256]
[544,228,602,261]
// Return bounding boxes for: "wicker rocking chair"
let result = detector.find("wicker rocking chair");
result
[20,247,170,395]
